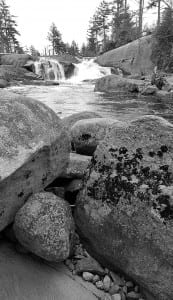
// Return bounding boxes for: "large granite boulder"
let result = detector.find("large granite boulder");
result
[0,54,32,67]
[0,90,70,232]
[94,75,145,93]
[14,192,75,261]
[0,65,39,82]
[96,36,154,75]
[71,118,124,155]
[75,116,173,300]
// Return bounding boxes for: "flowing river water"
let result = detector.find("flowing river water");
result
[7,59,173,123]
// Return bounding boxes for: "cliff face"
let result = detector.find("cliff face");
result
[96,35,154,75]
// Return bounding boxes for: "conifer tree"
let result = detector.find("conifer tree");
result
[0,0,20,53]
[151,6,173,70]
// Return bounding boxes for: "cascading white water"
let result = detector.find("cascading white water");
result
[34,57,65,81]
[68,58,111,83]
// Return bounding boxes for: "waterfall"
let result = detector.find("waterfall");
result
[68,58,111,83]
[34,57,65,81]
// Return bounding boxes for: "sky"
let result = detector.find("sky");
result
[6,0,157,54]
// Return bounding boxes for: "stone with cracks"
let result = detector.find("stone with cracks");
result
[0,90,70,232]
[75,115,173,300]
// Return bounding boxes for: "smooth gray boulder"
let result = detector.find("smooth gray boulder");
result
[75,116,173,300]
[62,111,102,130]
[94,75,145,93]
[71,118,124,155]
[0,241,99,300]
[0,90,70,232]
[14,192,75,262]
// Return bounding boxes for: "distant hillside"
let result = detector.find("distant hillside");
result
[96,35,154,75]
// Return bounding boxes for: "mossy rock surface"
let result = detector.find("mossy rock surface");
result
[75,115,173,300]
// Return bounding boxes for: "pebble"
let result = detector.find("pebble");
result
[126,281,134,288]
[103,275,111,291]
[111,294,121,300]
[127,291,141,299]
[109,284,120,295]
[110,271,124,286]
[101,294,112,300]
[122,285,128,294]
[95,280,104,290]
[92,274,100,284]
[82,272,94,282]
[134,286,139,293]
[120,292,126,300]
[75,256,105,275]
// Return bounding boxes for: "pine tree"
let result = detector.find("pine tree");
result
[151,6,173,70]
[0,0,20,53]
[47,23,65,54]
[111,0,136,47]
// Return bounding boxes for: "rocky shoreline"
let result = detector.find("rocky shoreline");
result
[0,88,173,299]
[1,53,173,299]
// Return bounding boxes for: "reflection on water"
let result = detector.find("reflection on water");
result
[7,82,173,123]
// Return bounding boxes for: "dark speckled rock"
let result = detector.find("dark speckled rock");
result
[75,115,173,300]
[0,90,70,232]
[14,192,75,262]
[70,118,124,155]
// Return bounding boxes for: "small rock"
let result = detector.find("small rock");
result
[100,294,112,300]
[0,78,8,88]
[82,272,94,282]
[92,274,100,284]
[95,280,104,290]
[120,292,126,300]
[122,285,128,294]
[109,284,120,295]
[141,85,158,95]
[134,286,139,293]
[127,291,141,299]
[110,271,124,286]
[103,275,111,292]
[126,281,134,288]
[111,294,121,300]
[75,256,105,275]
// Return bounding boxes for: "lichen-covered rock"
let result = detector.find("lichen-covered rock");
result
[0,90,70,232]
[14,192,75,261]
[62,111,102,130]
[75,115,173,300]
[71,118,124,155]
[94,75,145,93]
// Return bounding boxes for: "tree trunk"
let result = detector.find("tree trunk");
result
[139,0,144,37]
[158,0,161,26]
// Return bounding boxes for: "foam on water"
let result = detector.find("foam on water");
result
[68,58,111,83]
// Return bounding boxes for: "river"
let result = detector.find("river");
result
[7,59,173,123]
